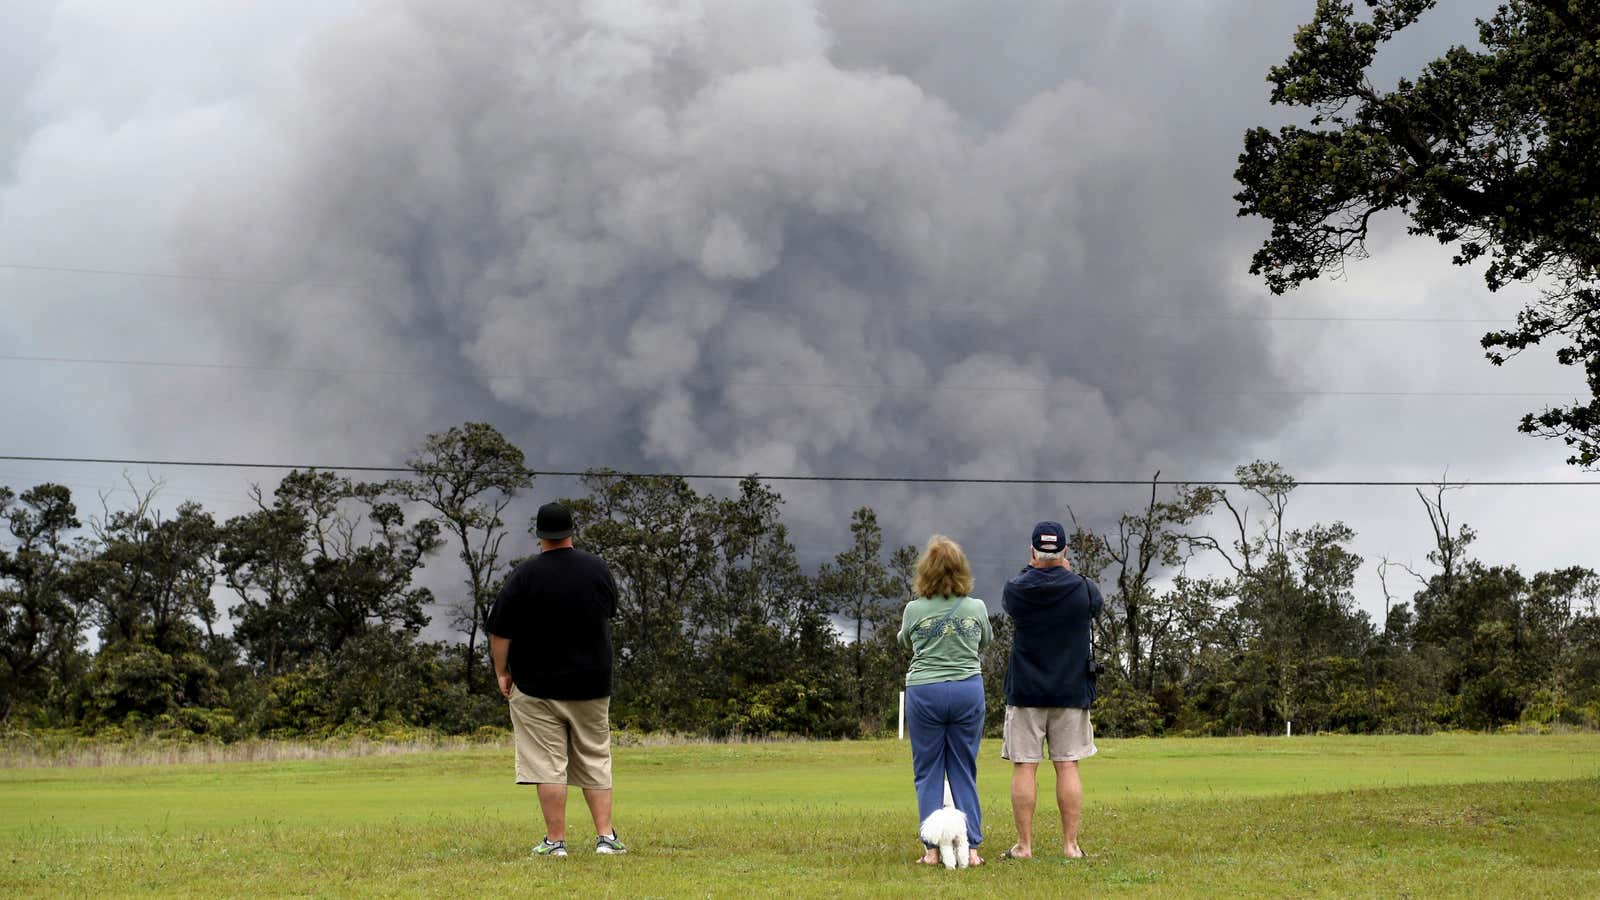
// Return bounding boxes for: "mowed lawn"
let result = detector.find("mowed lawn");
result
[4,734,1599,897]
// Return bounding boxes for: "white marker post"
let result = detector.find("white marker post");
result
[1286,720,1293,737]
[898,691,906,739]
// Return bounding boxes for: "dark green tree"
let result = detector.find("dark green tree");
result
[873,543,921,728]
[815,508,900,726]
[888,544,918,604]
[979,612,1013,736]
[1402,489,1591,730]
[0,484,87,723]
[1412,562,1536,727]
[81,483,225,724]
[87,487,220,651]
[1144,575,1243,734]
[1175,462,1373,731]
[697,477,800,648]
[563,471,717,729]
[1236,0,1600,465]
[220,471,439,673]
[1085,477,1196,694]
[217,487,314,675]
[394,422,532,691]
[700,478,854,736]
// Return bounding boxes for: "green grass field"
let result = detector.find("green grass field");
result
[4,734,1599,897]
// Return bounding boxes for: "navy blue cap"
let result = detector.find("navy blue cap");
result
[1031,521,1065,553]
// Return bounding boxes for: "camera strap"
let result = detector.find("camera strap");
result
[933,598,963,631]
[920,598,964,648]
[1084,577,1101,674]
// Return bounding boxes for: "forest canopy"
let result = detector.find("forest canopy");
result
[3,423,1597,741]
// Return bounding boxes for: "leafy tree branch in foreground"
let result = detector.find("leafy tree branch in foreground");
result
[1236,0,1600,465]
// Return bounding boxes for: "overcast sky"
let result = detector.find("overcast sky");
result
[2,0,1594,634]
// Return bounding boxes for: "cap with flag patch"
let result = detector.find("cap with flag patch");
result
[1031,521,1065,554]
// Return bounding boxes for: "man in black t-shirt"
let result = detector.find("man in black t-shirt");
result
[488,502,626,859]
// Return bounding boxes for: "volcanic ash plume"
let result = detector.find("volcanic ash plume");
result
[176,0,1296,490]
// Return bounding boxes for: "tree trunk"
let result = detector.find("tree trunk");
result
[1125,595,1143,691]
[464,618,479,691]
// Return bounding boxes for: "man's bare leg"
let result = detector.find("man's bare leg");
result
[1054,760,1084,858]
[583,787,614,837]
[537,783,568,842]
[1008,762,1039,858]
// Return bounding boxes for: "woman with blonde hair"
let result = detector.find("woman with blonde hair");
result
[898,534,993,866]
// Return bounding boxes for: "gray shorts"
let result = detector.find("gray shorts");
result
[1001,706,1097,763]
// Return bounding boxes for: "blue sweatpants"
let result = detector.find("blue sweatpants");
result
[906,674,984,847]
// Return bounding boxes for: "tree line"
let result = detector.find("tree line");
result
[3,423,1597,741]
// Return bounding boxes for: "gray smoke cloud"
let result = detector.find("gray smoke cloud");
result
[0,0,1322,604]
[177,0,1298,477]
[158,0,1323,593]
[15,0,1581,621]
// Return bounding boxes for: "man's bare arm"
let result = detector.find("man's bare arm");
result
[491,634,513,698]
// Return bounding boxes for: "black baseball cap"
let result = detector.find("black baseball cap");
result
[535,502,575,540]
[1031,521,1065,553]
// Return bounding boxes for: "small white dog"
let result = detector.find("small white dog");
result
[919,805,970,869]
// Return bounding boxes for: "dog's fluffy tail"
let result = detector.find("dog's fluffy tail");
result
[919,806,970,870]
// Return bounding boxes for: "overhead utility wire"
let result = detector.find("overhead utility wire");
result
[0,262,356,289]
[2,262,1511,323]
[0,355,1576,398]
[1,455,1595,487]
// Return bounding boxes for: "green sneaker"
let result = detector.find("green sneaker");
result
[595,832,628,855]
[531,837,567,858]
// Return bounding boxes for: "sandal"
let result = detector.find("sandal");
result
[999,846,1031,860]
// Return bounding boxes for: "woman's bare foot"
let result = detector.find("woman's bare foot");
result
[1063,841,1085,859]
[918,848,939,865]
[968,848,984,867]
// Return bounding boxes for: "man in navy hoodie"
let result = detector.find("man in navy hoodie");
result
[998,521,1103,861]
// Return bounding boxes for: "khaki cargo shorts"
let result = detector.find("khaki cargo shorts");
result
[508,687,613,789]
[1001,706,1097,763]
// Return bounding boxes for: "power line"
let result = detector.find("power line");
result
[0,472,260,509]
[1,455,1595,487]
[0,354,1577,399]
[0,353,477,381]
[2,262,1512,324]
[0,262,355,289]
[1144,314,1511,324]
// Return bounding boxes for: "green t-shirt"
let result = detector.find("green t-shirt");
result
[897,595,993,686]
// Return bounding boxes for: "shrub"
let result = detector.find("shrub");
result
[1093,680,1163,737]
